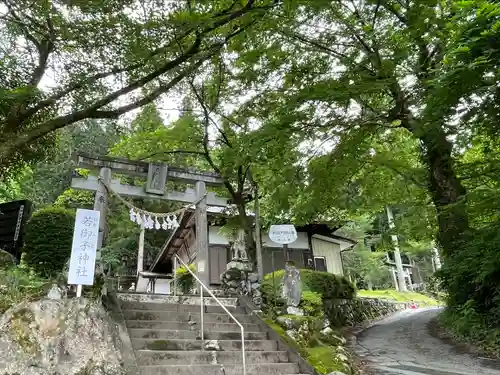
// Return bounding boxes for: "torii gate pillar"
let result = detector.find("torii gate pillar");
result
[93,167,111,265]
[195,181,209,286]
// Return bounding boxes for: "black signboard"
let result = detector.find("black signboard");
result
[0,200,32,261]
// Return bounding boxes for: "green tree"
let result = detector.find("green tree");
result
[112,65,305,264]
[221,0,500,304]
[0,0,276,175]
[0,119,121,207]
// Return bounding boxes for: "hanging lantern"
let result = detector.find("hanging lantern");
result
[154,216,161,230]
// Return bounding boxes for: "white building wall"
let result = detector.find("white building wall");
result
[209,226,230,245]
[311,237,344,275]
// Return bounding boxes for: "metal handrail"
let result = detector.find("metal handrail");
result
[173,254,246,375]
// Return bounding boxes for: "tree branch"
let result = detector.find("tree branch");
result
[19,0,268,123]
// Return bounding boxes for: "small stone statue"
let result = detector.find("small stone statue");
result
[230,229,248,261]
[129,282,136,291]
[282,263,302,307]
[47,284,62,300]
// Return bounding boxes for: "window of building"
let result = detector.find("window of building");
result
[314,256,327,272]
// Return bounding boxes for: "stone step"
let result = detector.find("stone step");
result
[126,320,262,332]
[139,363,300,375]
[121,301,246,314]
[135,350,289,366]
[123,310,255,323]
[118,293,238,307]
[129,328,268,341]
[131,338,278,352]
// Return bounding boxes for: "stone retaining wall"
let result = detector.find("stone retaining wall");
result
[324,297,414,328]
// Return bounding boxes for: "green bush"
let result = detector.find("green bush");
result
[262,269,356,302]
[22,207,75,277]
[300,291,324,317]
[54,188,94,209]
[440,302,500,357]
[302,269,356,299]
[175,264,196,294]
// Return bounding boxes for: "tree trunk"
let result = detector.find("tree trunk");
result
[235,199,256,265]
[419,127,471,257]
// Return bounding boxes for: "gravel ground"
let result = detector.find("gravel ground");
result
[355,308,500,375]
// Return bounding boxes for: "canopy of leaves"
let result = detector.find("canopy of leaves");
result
[0,0,277,175]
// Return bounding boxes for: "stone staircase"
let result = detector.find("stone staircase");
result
[119,294,310,375]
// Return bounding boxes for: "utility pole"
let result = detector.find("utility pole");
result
[386,206,407,292]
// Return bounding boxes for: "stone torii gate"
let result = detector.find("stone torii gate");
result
[70,154,228,286]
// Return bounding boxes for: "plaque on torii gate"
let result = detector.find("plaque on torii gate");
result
[70,153,227,286]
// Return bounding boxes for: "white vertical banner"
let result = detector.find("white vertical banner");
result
[68,209,101,286]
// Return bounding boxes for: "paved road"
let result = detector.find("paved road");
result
[355,308,500,375]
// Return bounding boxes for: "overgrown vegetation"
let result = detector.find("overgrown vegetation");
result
[175,264,197,295]
[440,303,500,358]
[261,269,360,374]
[358,290,440,306]
[0,255,49,314]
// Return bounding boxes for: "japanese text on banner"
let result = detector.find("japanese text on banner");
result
[67,209,100,286]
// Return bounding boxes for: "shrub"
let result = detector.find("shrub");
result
[175,264,196,294]
[262,269,356,303]
[301,269,356,300]
[300,291,324,317]
[22,207,75,277]
[54,188,94,209]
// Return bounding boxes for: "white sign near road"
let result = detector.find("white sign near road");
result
[269,224,297,245]
[68,209,101,286]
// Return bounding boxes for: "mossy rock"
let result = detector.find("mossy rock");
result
[225,267,244,280]
[9,308,40,355]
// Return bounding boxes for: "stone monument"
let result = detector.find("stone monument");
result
[282,262,302,314]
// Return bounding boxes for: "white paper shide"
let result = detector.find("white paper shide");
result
[67,209,101,286]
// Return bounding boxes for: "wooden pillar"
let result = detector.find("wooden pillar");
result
[195,181,209,286]
[94,167,111,268]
